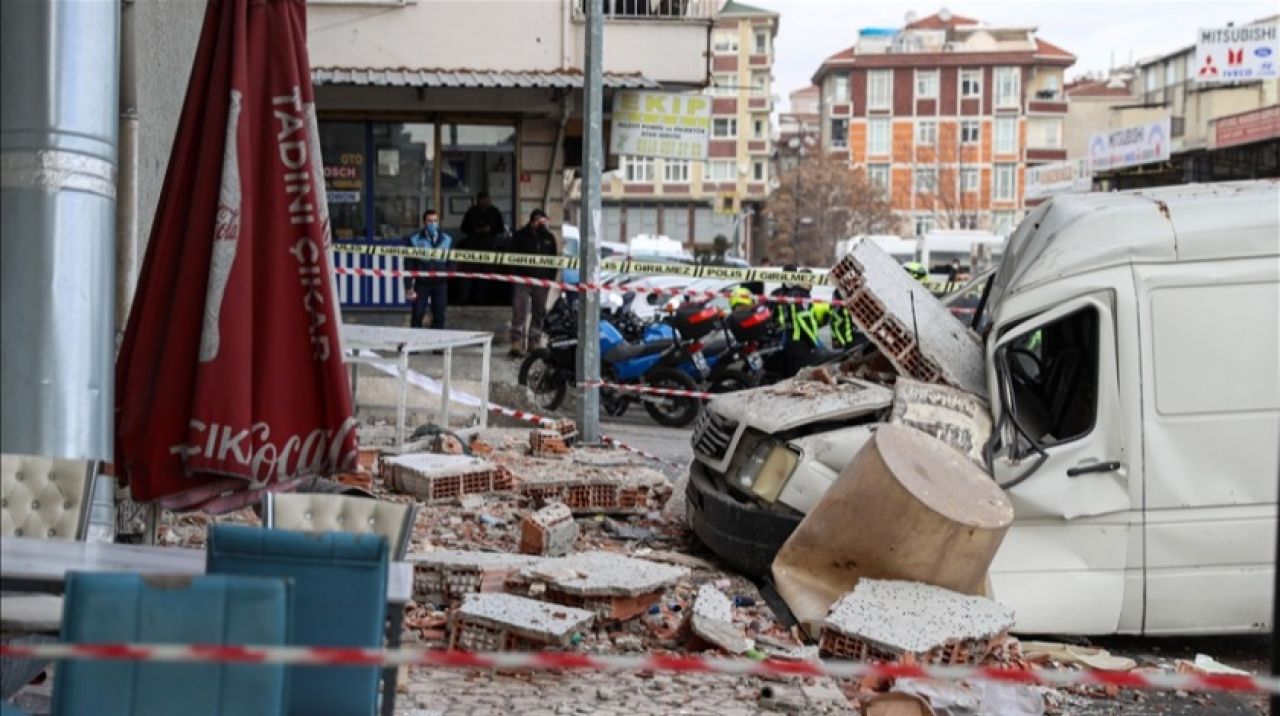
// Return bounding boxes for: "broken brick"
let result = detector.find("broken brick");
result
[529,429,570,457]
[519,503,578,557]
[449,593,594,651]
[383,453,514,504]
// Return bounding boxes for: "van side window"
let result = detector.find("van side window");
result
[1001,307,1099,455]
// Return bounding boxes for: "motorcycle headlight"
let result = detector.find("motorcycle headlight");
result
[737,441,800,503]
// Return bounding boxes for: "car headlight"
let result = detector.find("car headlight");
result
[737,442,800,503]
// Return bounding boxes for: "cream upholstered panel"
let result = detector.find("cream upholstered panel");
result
[267,493,414,557]
[1,454,92,540]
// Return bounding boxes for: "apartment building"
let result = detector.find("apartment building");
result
[597,0,778,259]
[1062,70,1138,161]
[775,85,821,174]
[812,10,1075,237]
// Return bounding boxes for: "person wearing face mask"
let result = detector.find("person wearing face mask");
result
[507,208,559,358]
[403,208,453,329]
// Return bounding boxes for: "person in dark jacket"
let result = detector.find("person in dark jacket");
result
[507,208,559,357]
[403,208,452,329]
[457,191,507,303]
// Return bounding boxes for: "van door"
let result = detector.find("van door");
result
[986,290,1136,634]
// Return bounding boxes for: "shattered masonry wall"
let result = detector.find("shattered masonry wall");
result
[382,453,515,504]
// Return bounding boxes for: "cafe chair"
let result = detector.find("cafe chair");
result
[52,572,291,716]
[206,524,388,716]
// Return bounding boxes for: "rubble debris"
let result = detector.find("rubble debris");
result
[529,428,571,457]
[519,503,578,557]
[382,453,514,504]
[602,518,659,542]
[830,237,986,395]
[864,692,933,716]
[450,593,594,650]
[410,550,541,605]
[525,551,689,621]
[1021,641,1137,671]
[690,584,751,654]
[1176,654,1251,678]
[335,471,373,491]
[507,452,667,515]
[890,378,992,466]
[550,418,578,444]
[820,579,1015,665]
[771,424,1013,630]
[357,446,380,472]
[468,436,494,457]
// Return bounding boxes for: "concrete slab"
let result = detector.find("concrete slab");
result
[453,593,594,647]
[823,579,1014,657]
[523,551,689,597]
[691,584,750,654]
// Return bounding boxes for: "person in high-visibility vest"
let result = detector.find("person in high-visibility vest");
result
[774,267,821,375]
[827,289,857,349]
[903,261,928,283]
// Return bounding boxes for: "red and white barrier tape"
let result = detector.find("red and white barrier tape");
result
[335,267,847,307]
[583,380,715,401]
[484,398,680,468]
[1,643,1273,694]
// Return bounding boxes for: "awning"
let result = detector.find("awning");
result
[312,67,660,90]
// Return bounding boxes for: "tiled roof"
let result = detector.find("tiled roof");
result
[1035,38,1075,60]
[905,12,979,30]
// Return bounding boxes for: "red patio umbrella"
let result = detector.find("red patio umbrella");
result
[116,0,356,509]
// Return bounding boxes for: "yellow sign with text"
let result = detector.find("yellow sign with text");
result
[610,91,710,161]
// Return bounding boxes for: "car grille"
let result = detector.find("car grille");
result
[691,408,739,463]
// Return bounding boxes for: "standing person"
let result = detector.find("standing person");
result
[508,209,558,358]
[403,209,452,329]
[458,191,506,303]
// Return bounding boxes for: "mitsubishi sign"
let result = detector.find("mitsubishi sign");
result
[1195,23,1278,83]
[1089,118,1171,172]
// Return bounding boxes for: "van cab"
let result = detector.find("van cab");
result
[685,180,1280,635]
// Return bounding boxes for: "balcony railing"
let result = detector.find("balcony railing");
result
[574,0,716,20]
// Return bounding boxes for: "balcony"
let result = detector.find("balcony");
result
[571,0,715,86]
[573,0,716,20]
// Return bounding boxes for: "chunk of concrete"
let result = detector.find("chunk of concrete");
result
[890,378,992,466]
[382,453,513,504]
[522,551,688,597]
[821,579,1015,663]
[409,550,541,605]
[690,584,750,654]
[451,593,594,650]
[519,503,578,557]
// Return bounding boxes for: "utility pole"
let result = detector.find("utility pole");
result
[575,0,603,445]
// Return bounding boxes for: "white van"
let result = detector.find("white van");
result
[837,235,915,265]
[919,229,1003,281]
[685,180,1280,635]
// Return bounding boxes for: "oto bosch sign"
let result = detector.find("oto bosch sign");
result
[1195,23,1278,83]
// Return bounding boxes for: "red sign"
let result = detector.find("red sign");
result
[1227,47,1245,66]
[1214,105,1280,149]
[116,0,356,506]
[519,172,532,184]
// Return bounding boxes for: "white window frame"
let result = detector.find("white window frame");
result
[915,69,939,100]
[867,164,890,195]
[710,73,737,97]
[753,119,765,139]
[992,210,1018,236]
[915,119,937,146]
[867,117,890,156]
[663,159,690,184]
[1164,61,1176,87]
[713,117,738,138]
[751,72,769,98]
[1028,117,1062,149]
[830,74,849,104]
[993,163,1015,201]
[914,214,935,238]
[915,167,936,194]
[960,166,979,192]
[831,118,849,149]
[959,69,982,98]
[960,119,980,144]
[623,156,654,183]
[1144,69,1159,92]
[708,160,736,181]
[868,70,892,110]
[994,116,1017,155]
[995,67,1021,108]
[752,160,766,182]
[713,30,739,54]
[754,29,769,55]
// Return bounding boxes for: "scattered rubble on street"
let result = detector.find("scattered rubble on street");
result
[519,503,578,556]
[450,593,595,650]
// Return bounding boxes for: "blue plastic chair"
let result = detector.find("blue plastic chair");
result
[206,524,388,716]
[52,572,291,716]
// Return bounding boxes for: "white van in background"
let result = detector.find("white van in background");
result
[919,229,1004,281]
[629,234,693,262]
[837,235,915,265]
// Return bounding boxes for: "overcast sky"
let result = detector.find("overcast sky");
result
[769,0,1278,109]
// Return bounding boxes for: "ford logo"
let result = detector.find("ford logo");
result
[1256,47,1274,58]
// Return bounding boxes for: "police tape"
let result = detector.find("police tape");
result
[1,643,1274,694]
[583,380,715,401]
[333,242,825,286]
[484,395,679,468]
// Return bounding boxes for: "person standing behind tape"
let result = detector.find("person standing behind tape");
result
[827,288,856,349]
[774,266,821,375]
[507,208,558,358]
[403,208,452,329]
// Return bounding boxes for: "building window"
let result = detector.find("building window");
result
[751,72,769,98]
[868,118,890,155]
[994,116,1016,154]
[828,74,849,104]
[663,159,690,184]
[993,210,1018,236]
[1035,73,1061,100]
[831,118,849,149]
[1027,117,1062,149]
[915,167,936,194]
[915,120,937,146]
[713,30,738,54]
[914,214,935,237]
[995,67,1021,108]
[915,69,939,100]
[958,214,979,230]
[867,164,889,195]
[753,119,765,138]
[710,73,737,97]
[1185,53,1196,80]
[993,163,1015,201]
[752,161,766,182]
[868,70,891,110]
[623,156,654,183]
[713,118,738,138]
[754,30,769,55]
[1165,61,1177,87]
[708,160,736,181]
[960,119,980,144]
[960,69,982,98]
[961,166,979,192]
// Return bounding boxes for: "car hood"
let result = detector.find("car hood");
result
[707,374,894,434]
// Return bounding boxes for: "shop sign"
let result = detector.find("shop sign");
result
[1025,158,1091,200]
[1213,105,1280,148]
[1089,118,1171,172]
[610,91,710,160]
[1195,24,1278,84]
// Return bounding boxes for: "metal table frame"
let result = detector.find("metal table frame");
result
[341,324,493,449]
